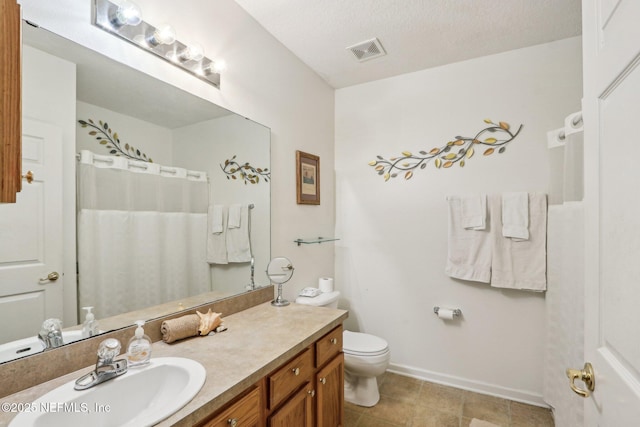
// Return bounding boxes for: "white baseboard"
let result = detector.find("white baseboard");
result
[387,362,548,408]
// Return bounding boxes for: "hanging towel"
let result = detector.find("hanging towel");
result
[209,205,224,234]
[228,204,242,229]
[226,204,252,262]
[502,192,529,240]
[445,195,492,283]
[206,205,228,264]
[490,193,547,291]
[461,194,487,230]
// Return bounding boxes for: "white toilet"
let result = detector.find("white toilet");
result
[296,290,391,407]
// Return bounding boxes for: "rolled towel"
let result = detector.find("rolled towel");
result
[161,314,200,343]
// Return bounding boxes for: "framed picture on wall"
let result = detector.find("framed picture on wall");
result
[296,150,320,205]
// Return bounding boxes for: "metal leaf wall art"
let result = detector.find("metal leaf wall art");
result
[220,155,270,184]
[369,119,523,181]
[78,119,153,162]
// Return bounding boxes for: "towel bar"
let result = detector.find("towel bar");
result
[433,307,462,317]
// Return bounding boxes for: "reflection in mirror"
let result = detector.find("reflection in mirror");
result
[267,257,295,307]
[0,22,270,363]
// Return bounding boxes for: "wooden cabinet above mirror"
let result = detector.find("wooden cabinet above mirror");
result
[0,0,21,203]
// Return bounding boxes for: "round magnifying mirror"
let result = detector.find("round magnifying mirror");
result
[267,257,294,306]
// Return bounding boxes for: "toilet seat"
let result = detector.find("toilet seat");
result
[343,330,389,357]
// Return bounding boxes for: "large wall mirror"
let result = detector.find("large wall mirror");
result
[0,22,270,363]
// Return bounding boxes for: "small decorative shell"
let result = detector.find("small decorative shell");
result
[196,309,222,335]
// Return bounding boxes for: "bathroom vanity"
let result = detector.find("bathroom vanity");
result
[0,302,347,427]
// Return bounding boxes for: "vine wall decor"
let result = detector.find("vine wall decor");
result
[369,119,523,181]
[78,119,153,162]
[220,155,270,184]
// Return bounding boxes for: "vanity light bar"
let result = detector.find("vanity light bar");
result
[93,0,221,88]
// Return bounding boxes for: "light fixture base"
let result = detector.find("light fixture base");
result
[93,0,221,88]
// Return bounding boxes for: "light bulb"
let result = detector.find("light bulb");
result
[113,0,142,27]
[212,60,226,73]
[148,23,176,46]
[178,43,205,62]
[198,59,226,76]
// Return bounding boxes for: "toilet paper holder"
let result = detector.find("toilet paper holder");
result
[433,307,462,317]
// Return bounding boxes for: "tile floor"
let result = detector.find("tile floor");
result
[344,372,554,427]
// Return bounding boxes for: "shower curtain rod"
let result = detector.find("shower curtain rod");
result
[76,150,208,182]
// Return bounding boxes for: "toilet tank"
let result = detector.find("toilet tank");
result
[295,290,340,308]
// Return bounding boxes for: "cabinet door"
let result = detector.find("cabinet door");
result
[316,353,344,427]
[268,383,314,427]
[0,0,21,203]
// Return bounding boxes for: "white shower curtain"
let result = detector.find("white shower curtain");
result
[77,150,210,318]
[543,112,585,426]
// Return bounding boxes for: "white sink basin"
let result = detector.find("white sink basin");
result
[10,357,206,427]
[0,330,98,364]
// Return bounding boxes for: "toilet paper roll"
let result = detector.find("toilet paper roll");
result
[437,308,455,320]
[318,277,334,293]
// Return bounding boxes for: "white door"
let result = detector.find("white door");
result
[0,119,64,343]
[581,0,640,425]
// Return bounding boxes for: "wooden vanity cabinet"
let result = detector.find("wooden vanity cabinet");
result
[198,324,344,427]
[0,0,22,203]
[268,324,344,427]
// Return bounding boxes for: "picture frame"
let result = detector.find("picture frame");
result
[296,150,320,205]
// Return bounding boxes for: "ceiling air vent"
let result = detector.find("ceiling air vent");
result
[346,38,386,62]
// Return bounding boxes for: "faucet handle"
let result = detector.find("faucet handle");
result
[97,338,121,362]
[39,318,63,348]
[40,318,62,335]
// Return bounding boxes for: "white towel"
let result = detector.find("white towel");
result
[461,194,486,230]
[209,205,224,234]
[502,192,529,240]
[206,206,228,264]
[228,204,241,229]
[445,195,492,283]
[226,204,252,263]
[490,193,547,291]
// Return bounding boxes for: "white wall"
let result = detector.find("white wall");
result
[335,37,582,404]
[20,0,336,303]
[76,101,174,165]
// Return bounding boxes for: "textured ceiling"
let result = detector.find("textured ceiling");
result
[234,0,582,88]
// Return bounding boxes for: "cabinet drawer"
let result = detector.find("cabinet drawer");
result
[201,386,261,427]
[315,325,343,368]
[269,348,314,409]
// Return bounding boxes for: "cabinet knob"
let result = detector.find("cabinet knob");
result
[292,367,300,376]
[307,389,316,397]
[319,377,327,385]
[227,418,238,427]
[330,338,338,345]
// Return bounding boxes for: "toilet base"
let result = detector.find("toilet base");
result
[344,371,380,407]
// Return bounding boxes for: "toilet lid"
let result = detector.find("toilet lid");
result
[343,330,389,356]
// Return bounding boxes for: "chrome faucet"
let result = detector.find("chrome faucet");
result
[38,318,64,349]
[74,338,128,390]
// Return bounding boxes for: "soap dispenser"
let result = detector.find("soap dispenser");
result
[82,306,100,338]
[127,320,152,367]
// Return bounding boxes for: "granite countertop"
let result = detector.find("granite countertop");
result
[0,302,348,427]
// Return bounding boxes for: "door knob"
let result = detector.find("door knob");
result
[39,272,60,284]
[566,362,595,398]
[22,170,34,184]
